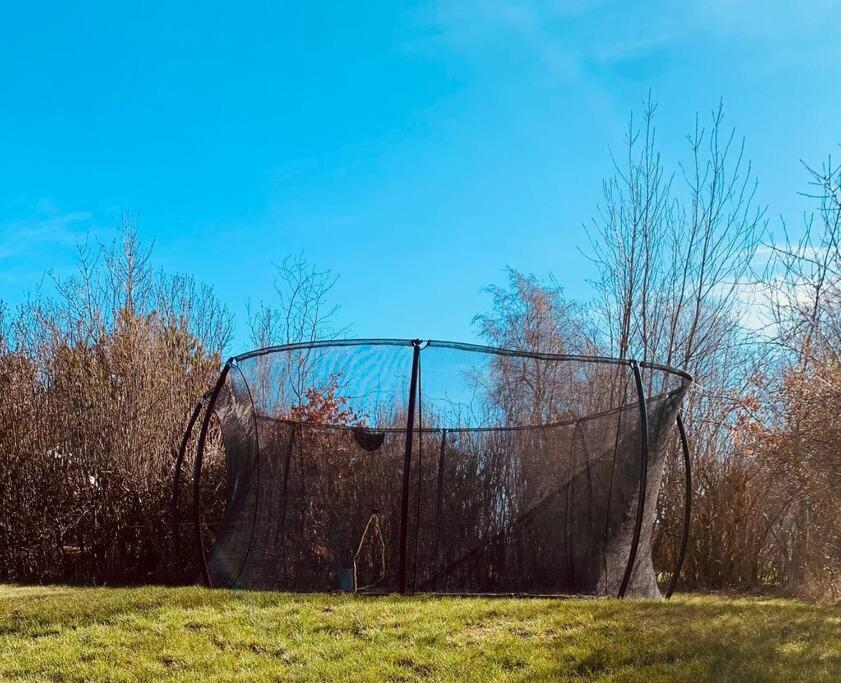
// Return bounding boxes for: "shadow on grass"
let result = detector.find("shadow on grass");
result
[528,597,839,680]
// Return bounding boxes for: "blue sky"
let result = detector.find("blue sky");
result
[2,1,839,351]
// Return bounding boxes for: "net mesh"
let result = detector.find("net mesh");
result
[199,340,690,597]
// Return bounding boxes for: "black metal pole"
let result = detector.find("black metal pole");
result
[666,412,692,599]
[172,395,207,564]
[192,360,232,588]
[618,360,650,598]
[411,350,424,593]
[431,429,447,591]
[398,340,421,595]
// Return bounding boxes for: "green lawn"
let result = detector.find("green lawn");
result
[0,585,838,682]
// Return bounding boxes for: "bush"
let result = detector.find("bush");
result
[0,229,231,583]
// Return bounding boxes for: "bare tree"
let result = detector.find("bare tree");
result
[248,253,347,348]
[245,253,349,416]
[767,156,841,365]
[587,97,773,593]
[587,95,673,363]
[473,268,595,355]
[588,98,765,371]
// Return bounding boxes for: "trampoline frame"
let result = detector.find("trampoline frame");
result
[173,338,693,599]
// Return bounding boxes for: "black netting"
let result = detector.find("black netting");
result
[194,340,691,598]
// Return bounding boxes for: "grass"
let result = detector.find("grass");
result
[0,585,838,682]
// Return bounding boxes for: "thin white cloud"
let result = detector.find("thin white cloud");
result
[422,0,841,76]
[0,205,91,259]
[695,0,840,39]
[755,244,829,259]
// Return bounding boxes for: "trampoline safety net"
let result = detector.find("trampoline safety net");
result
[183,339,692,599]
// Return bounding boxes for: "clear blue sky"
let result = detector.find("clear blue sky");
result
[2,2,839,351]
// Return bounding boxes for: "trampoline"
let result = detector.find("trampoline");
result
[173,339,692,599]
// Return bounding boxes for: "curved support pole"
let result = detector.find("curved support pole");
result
[665,412,692,599]
[228,362,262,587]
[171,395,208,563]
[192,361,232,587]
[618,360,650,598]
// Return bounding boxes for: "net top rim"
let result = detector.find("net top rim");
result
[229,338,693,383]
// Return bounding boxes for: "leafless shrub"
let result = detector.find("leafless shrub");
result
[753,156,841,601]
[0,222,232,583]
